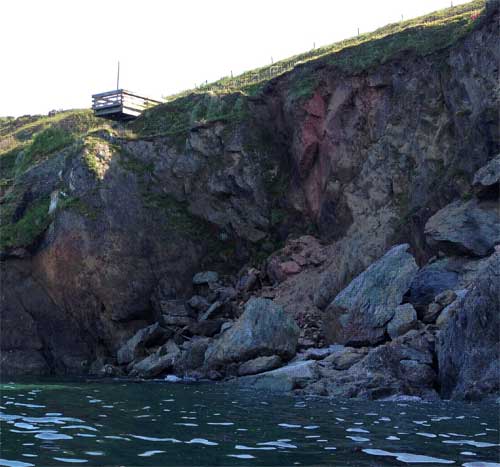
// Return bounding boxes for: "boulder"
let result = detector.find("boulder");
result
[130,354,173,379]
[173,337,211,375]
[424,198,500,257]
[187,319,223,337]
[387,304,417,339]
[423,302,443,324]
[472,153,500,199]
[238,355,282,376]
[435,289,468,328]
[117,323,171,365]
[323,347,368,370]
[204,298,300,368]
[312,330,437,400]
[237,360,319,392]
[187,295,210,312]
[326,244,418,345]
[434,289,457,307]
[193,271,219,285]
[331,244,418,311]
[437,252,500,400]
[159,300,197,327]
[407,262,459,310]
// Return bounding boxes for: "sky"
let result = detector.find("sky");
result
[1,0,471,117]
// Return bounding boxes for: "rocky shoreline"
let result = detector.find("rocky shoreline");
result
[1,3,499,404]
[87,155,500,402]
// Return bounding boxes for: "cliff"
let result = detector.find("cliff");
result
[0,1,498,400]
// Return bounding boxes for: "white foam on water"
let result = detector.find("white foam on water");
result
[417,433,437,438]
[235,445,275,451]
[174,423,198,427]
[0,460,35,467]
[278,423,301,428]
[13,403,45,409]
[258,440,297,449]
[347,428,370,433]
[305,435,320,438]
[304,425,319,430]
[185,438,218,446]
[76,434,96,438]
[207,422,234,426]
[387,436,400,440]
[324,447,337,450]
[462,463,500,467]
[21,456,36,458]
[52,458,88,463]
[362,449,455,464]
[83,452,104,456]
[138,450,165,457]
[227,454,255,459]
[104,436,131,441]
[460,452,477,456]
[130,435,181,443]
[346,436,370,442]
[443,440,499,448]
[13,423,37,430]
[35,433,73,440]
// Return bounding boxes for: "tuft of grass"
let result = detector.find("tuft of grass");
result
[130,92,250,146]
[15,127,74,176]
[0,196,51,250]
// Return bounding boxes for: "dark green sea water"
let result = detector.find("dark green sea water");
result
[0,379,499,466]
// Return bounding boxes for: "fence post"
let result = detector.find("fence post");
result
[357,27,360,36]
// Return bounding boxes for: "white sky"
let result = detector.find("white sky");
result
[1,0,471,117]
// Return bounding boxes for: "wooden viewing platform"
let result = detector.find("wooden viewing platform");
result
[91,89,162,120]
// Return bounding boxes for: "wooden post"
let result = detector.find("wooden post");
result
[116,61,120,90]
[357,27,360,36]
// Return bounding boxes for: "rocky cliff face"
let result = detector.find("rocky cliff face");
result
[1,2,498,400]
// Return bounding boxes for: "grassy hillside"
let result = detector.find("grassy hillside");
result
[0,110,110,250]
[165,0,485,100]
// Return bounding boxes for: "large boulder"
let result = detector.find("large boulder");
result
[472,153,500,199]
[238,355,282,376]
[424,198,500,257]
[325,244,418,346]
[117,323,171,365]
[309,330,438,400]
[237,360,319,392]
[130,341,180,379]
[437,252,500,400]
[204,298,300,368]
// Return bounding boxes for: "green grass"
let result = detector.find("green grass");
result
[130,92,249,144]
[0,196,51,250]
[163,0,484,101]
[0,110,112,251]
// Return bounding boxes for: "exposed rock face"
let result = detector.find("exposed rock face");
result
[437,252,500,400]
[304,329,438,400]
[473,153,500,198]
[204,298,300,368]
[325,244,418,345]
[237,360,319,392]
[1,4,498,384]
[424,198,500,257]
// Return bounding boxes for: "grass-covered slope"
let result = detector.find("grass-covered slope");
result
[165,0,485,100]
[0,110,109,250]
[132,0,486,140]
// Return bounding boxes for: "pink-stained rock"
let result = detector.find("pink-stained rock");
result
[280,261,301,276]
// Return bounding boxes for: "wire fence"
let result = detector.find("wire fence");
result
[163,4,484,102]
